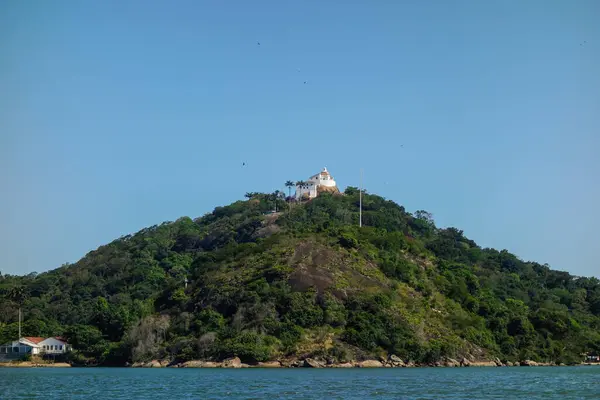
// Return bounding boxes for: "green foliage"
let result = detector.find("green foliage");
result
[218,330,280,363]
[0,190,598,366]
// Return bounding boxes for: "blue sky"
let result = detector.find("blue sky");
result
[1,0,598,277]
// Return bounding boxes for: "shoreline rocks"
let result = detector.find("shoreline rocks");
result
[132,355,588,369]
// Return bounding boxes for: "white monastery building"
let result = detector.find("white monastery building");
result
[295,167,339,200]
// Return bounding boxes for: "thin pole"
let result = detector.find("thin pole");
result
[18,307,21,339]
[359,169,363,227]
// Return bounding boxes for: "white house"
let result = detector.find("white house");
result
[0,337,43,358]
[39,337,71,354]
[295,167,338,200]
[0,337,71,360]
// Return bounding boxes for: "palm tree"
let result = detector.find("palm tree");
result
[285,180,295,199]
[7,286,28,340]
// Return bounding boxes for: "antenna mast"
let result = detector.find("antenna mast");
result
[359,168,363,228]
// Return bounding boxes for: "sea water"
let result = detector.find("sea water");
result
[0,366,598,399]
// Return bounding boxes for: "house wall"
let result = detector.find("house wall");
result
[295,183,317,199]
[39,338,69,354]
[0,342,37,358]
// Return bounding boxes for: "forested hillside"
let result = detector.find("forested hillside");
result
[1,188,599,366]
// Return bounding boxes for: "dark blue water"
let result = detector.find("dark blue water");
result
[0,367,598,399]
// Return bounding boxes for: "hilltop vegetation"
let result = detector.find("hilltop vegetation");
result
[1,188,599,366]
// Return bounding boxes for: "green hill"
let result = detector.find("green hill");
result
[1,188,599,366]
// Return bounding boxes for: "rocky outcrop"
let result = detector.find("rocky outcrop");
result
[357,360,384,368]
[520,360,538,367]
[180,360,221,368]
[303,358,325,368]
[470,361,497,367]
[147,360,162,368]
[388,355,406,367]
[444,358,460,367]
[280,359,303,368]
[460,357,471,367]
[256,361,282,368]
[222,357,242,368]
[330,362,354,368]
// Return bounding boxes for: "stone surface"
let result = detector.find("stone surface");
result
[256,361,282,368]
[444,358,460,367]
[330,362,354,368]
[470,361,497,367]
[520,360,538,367]
[357,360,384,368]
[303,358,325,368]
[222,357,242,369]
[460,357,471,367]
[181,360,221,368]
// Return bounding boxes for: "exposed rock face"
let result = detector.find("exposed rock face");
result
[470,361,497,367]
[357,360,383,368]
[303,358,325,368]
[460,357,471,367]
[256,361,282,368]
[493,358,503,367]
[280,359,302,368]
[181,360,221,368]
[330,362,354,368]
[202,361,221,368]
[222,357,242,368]
[388,355,405,367]
[444,358,460,367]
[520,360,538,367]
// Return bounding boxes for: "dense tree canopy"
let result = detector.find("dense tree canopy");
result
[1,190,598,365]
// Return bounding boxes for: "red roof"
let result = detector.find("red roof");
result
[23,337,44,344]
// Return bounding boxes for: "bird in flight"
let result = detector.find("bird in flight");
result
[257,41,260,46]
[242,162,246,166]
[304,81,308,84]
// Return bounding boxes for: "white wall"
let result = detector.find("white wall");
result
[39,338,69,354]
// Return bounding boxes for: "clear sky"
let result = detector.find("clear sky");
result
[1,0,598,277]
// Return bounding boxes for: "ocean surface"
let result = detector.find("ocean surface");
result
[0,366,598,399]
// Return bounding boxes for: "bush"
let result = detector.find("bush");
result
[218,331,280,363]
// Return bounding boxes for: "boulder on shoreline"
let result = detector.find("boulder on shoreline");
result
[303,358,325,368]
[357,360,384,368]
[469,361,497,367]
[256,361,282,368]
[180,360,220,368]
[520,360,539,367]
[330,362,354,368]
[444,358,460,367]
[222,357,242,369]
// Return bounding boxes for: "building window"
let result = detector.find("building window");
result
[59,345,63,351]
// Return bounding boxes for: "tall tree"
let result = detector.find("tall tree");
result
[285,181,295,199]
[7,285,28,340]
